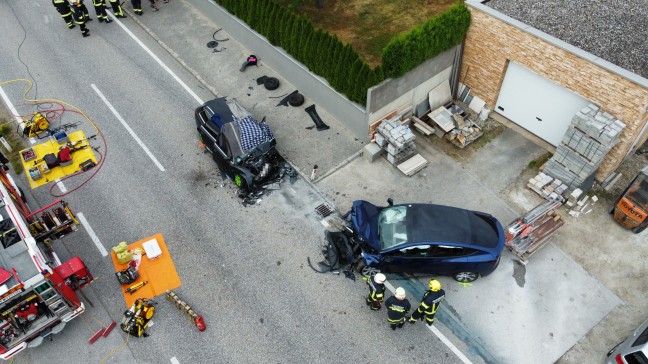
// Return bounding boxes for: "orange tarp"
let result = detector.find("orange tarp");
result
[110,233,181,307]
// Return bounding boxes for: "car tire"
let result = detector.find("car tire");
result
[452,271,479,283]
[288,92,304,107]
[357,261,381,278]
[233,173,249,191]
[632,225,647,234]
[264,77,280,90]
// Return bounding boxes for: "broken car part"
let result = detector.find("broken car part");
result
[305,104,329,131]
[240,55,258,72]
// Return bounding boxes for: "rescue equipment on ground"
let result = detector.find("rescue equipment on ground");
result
[115,266,139,285]
[165,290,206,331]
[125,281,148,294]
[22,113,50,138]
[120,298,156,337]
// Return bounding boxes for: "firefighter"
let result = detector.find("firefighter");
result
[70,1,90,37]
[385,287,411,330]
[91,0,112,23]
[408,279,445,326]
[131,0,143,15]
[108,0,126,18]
[365,273,386,310]
[149,0,159,12]
[52,0,75,29]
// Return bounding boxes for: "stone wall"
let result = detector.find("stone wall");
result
[460,6,648,180]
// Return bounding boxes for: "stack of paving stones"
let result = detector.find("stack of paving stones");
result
[544,104,626,190]
[375,118,417,165]
[527,172,568,203]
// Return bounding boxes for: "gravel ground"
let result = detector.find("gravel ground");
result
[487,0,648,79]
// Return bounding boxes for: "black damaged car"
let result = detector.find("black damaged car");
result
[195,97,283,191]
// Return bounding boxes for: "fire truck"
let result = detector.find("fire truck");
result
[0,165,93,360]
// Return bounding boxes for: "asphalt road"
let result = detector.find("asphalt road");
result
[0,1,464,363]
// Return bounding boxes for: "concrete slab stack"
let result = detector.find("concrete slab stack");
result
[376,118,417,165]
[544,104,626,191]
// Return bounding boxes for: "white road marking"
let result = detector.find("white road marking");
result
[92,84,166,172]
[56,179,67,193]
[107,13,204,106]
[170,357,180,364]
[384,281,472,364]
[77,212,108,257]
[0,86,36,144]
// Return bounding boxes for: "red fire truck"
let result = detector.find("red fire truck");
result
[0,167,93,360]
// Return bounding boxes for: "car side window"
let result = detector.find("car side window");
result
[393,245,431,257]
[428,245,478,258]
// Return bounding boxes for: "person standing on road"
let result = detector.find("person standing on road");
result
[385,287,411,330]
[408,279,445,326]
[131,0,143,15]
[108,0,126,18]
[70,1,90,37]
[149,0,159,12]
[365,273,386,310]
[91,0,112,23]
[52,0,75,29]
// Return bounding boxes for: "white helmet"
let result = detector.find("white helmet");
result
[374,273,386,284]
[395,287,406,299]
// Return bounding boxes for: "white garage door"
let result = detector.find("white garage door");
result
[495,62,591,146]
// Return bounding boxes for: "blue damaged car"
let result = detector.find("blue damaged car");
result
[344,199,506,282]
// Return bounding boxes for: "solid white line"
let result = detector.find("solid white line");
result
[170,357,180,364]
[55,179,67,193]
[107,13,204,106]
[0,86,35,144]
[91,84,166,172]
[77,212,108,257]
[384,281,472,364]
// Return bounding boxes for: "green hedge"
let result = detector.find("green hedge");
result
[212,0,469,105]
[382,3,471,78]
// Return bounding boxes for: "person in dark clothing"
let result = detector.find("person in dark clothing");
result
[77,0,93,21]
[149,0,159,12]
[108,0,126,18]
[131,0,143,15]
[70,1,90,37]
[52,0,75,29]
[365,273,386,311]
[408,279,445,326]
[385,287,411,330]
[91,0,112,23]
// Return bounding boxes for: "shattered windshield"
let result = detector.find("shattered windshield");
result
[378,206,409,250]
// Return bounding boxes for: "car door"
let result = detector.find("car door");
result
[379,244,431,273]
[424,244,472,275]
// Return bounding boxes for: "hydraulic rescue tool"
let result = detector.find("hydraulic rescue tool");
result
[120,298,156,337]
[165,290,206,331]
[125,281,148,294]
[22,113,50,138]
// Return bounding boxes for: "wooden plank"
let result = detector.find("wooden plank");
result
[413,123,432,136]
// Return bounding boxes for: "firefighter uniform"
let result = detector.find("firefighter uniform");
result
[408,280,445,326]
[78,1,93,21]
[108,0,126,18]
[365,273,386,311]
[52,0,75,29]
[71,2,90,37]
[131,0,143,15]
[385,288,410,330]
[92,0,112,23]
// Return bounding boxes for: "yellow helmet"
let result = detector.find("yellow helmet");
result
[429,279,441,291]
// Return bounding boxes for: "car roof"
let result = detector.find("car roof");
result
[406,204,501,249]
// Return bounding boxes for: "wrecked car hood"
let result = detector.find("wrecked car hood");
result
[349,200,381,252]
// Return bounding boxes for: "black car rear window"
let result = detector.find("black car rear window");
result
[407,204,500,248]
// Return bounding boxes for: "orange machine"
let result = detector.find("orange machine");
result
[612,166,648,234]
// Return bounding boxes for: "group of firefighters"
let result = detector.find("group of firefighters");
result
[365,273,446,331]
[51,0,168,37]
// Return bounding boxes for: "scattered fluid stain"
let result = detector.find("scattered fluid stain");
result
[260,318,264,324]
[512,260,526,287]
[276,261,281,266]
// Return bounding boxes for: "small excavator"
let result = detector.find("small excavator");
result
[611,165,648,234]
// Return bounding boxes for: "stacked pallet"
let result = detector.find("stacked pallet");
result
[375,118,417,166]
[527,172,568,202]
[544,105,626,189]
[505,200,564,262]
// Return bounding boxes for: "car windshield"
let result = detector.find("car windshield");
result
[378,206,409,250]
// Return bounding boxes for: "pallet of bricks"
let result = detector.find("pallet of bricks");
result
[543,104,625,190]
[527,172,568,203]
[375,117,428,176]
[505,200,564,262]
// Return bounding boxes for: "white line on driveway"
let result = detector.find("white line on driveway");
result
[56,179,67,193]
[384,281,472,364]
[0,86,36,145]
[170,357,180,364]
[106,13,204,106]
[92,84,165,172]
[77,212,108,257]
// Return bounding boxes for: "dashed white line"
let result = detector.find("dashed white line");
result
[92,84,165,172]
[384,281,472,364]
[56,179,67,193]
[0,86,35,144]
[77,212,108,257]
[107,13,204,106]
[170,357,180,364]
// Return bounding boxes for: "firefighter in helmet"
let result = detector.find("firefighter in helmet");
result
[408,279,445,326]
[385,287,411,330]
[365,273,386,310]
[52,0,75,29]
[91,0,112,23]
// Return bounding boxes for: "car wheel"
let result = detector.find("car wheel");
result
[357,261,381,278]
[453,271,479,283]
[264,77,280,90]
[288,92,304,107]
[233,173,249,191]
[632,225,647,234]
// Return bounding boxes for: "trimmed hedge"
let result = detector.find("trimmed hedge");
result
[212,0,470,105]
